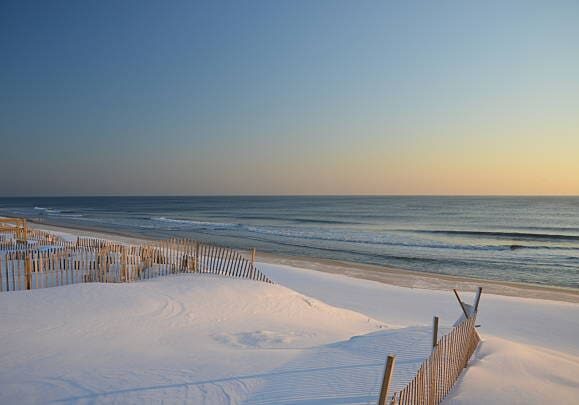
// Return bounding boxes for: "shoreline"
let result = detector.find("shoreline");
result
[25,218,157,244]
[23,218,579,304]
[256,251,579,304]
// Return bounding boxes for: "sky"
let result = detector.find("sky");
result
[1,0,578,196]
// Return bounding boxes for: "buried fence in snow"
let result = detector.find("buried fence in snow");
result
[378,288,483,405]
[0,235,272,292]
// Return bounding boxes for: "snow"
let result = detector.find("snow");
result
[446,337,579,404]
[0,243,578,404]
[260,263,579,356]
[259,263,579,404]
[0,274,387,404]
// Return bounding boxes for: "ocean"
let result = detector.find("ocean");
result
[1,196,578,288]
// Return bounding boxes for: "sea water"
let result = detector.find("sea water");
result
[1,196,578,288]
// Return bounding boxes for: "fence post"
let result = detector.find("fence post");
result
[22,219,28,243]
[473,287,483,313]
[25,253,32,290]
[432,316,439,350]
[251,248,256,264]
[121,246,127,282]
[195,241,199,272]
[453,289,469,318]
[378,355,396,405]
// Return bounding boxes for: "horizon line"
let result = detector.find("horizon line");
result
[1,194,578,198]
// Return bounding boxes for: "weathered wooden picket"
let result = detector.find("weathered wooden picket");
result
[388,314,480,404]
[378,288,482,405]
[1,234,272,292]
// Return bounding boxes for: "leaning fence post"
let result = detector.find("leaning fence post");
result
[473,287,483,313]
[432,316,439,350]
[378,355,396,405]
[453,289,469,318]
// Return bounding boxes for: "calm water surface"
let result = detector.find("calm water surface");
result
[1,196,578,288]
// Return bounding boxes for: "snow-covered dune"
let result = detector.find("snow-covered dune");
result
[260,262,579,404]
[0,274,390,404]
[1,261,578,404]
[446,337,579,404]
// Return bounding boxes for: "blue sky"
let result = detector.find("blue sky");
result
[1,1,578,195]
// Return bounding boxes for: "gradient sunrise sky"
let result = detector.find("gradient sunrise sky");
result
[1,1,578,196]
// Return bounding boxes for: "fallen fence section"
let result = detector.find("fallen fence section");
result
[380,289,482,405]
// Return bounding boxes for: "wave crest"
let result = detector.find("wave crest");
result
[151,217,237,228]
[414,229,579,242]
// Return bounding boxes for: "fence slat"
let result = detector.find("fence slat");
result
[1,234,274,292]
[391,311,481,405]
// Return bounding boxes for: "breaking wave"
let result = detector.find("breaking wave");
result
[151,217,238,229]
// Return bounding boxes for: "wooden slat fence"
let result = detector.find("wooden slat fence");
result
[388,314,480,405]
[1,236,272,292]
[0,228,71,250]
[0,218,28,242]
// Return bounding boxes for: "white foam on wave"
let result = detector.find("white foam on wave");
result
[151,217,237,228]
[34,207,62,214]
[33,206,83,218]
[50,213,83,218]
